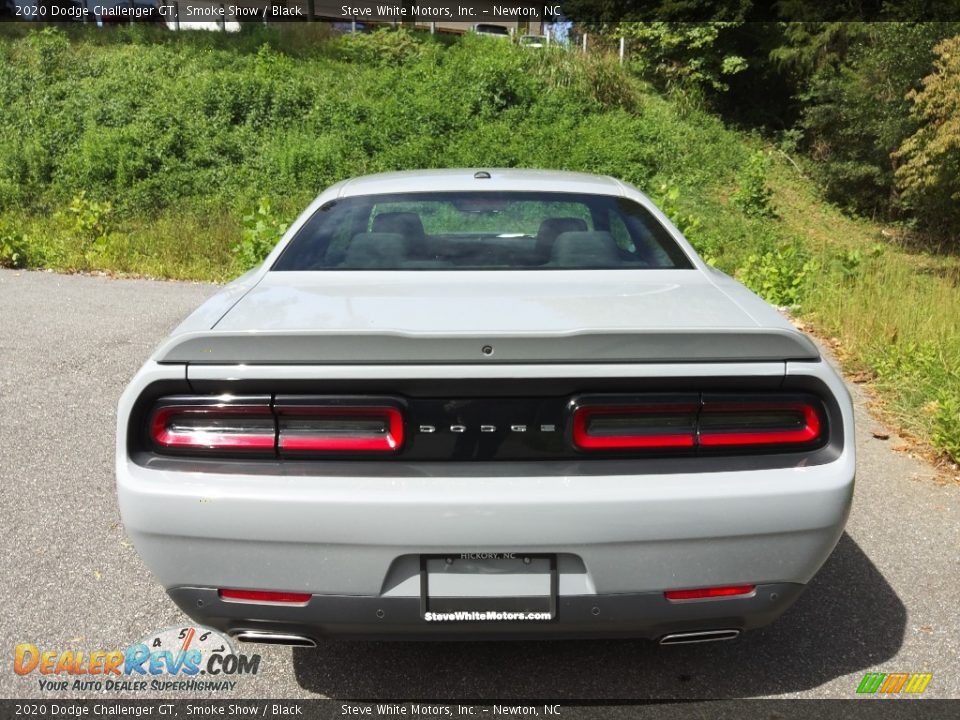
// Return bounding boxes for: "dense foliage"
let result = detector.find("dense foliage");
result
[0,24,754,273]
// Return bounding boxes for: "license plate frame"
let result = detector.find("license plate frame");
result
[419,553,558,622]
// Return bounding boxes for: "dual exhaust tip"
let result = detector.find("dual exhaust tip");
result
[659,629,740,645]
[232,630,316,647]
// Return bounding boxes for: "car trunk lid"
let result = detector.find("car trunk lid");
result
[153,271,819,364]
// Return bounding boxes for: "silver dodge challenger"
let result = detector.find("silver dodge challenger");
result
[116,169,855,646]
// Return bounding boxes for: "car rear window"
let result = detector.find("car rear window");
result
[271,192,694,271]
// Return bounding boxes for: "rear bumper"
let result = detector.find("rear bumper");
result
[168,583,807,642]
[118,455,852,639]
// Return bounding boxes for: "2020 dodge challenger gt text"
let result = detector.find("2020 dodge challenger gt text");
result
[117,169,855,645]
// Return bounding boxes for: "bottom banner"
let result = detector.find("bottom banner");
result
[0,700,957,720]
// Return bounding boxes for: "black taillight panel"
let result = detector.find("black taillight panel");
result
[130,381,838,469]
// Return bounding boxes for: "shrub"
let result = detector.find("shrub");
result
[825,243,885,282]
[530,46,640,111]
[932,391,960,463]
[54,191,113,265]
[0,220,29,268]
[24,26,71,73]
[336,28,425,67]
[652,184,703,241]
[737,243,817,307]
[732,151,777,218]
[233,198,289,270]
[871,340,938,381]
[617,22,747,93]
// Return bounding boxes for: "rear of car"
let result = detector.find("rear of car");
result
[117,170,854,645]
[473,23,511,40]
[519,35,547,48]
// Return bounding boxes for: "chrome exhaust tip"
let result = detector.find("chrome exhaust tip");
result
[659,629,740,645]
[232,631,316,647]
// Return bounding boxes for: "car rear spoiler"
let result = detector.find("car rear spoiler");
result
[153,329,820,365]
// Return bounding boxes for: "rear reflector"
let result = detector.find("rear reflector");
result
[150,398,274,451]
[665,585,756,601]
[571,396,699,450]
[219,589,311,604]
[275,401,404,454]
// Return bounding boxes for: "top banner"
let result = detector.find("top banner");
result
[4,0,960,24]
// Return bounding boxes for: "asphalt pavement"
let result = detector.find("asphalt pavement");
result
[2,268,958,700]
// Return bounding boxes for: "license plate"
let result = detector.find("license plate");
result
[420,554,557,622]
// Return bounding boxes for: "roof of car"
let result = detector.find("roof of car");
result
[336,168,626,198]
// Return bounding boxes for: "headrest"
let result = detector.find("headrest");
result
[537,217,589,239]
[371,212,426,239]
[343,232,408,268]
[535,217,589,257]
[550,231,620,268]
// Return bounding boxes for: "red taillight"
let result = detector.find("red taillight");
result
[571,394,825,452]
[275,402,404,454]
[219,589,311,604]
[148,396,406,456]
[150,399,274,451]
[665,585,756,601]
[571,398,699,450]
[699,400,821,447]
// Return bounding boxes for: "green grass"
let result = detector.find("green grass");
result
[0,25,957,464]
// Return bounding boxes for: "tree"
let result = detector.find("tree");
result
[895,34,960,240]
[798,23,956,218]
[617,22,747,92]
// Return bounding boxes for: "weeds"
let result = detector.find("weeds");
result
[55,191,113,267]
[0,220,29,268]
[933,392,960,462]
[738,244,816,308]
[733,151,777,219]
[234,198,289,270]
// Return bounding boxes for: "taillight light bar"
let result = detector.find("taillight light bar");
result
[699,399,821,447]
[571,394,825,452]
[275,401,404,454]
[571,397,699,450]
[150,397,275,452]
[148,396,405,456]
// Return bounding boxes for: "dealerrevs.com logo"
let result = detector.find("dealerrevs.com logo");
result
[14,626,260,692]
